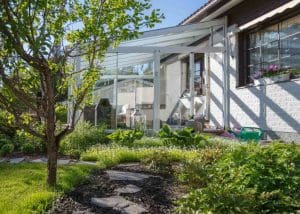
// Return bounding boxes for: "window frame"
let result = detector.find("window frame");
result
[238,11,300,87]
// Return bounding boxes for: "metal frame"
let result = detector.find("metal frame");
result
[73,18,228,132]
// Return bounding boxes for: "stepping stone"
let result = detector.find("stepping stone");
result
[0,158,8,163]
[117,163,140,168]
[9,158,25,164]
[115,184,141,194]
[106,170,150,181]
[91,196,147,214]
[30,158,47,163]
[57,159,71,165]
[123,204,147,214]
[77,161,97,166]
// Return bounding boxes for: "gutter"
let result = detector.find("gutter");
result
[180,0,245,25]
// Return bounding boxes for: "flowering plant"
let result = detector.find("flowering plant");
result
[250,64,289,80]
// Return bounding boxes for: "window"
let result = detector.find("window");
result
[243,14,300,85]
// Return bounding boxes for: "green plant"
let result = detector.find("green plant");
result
[176,143,300,213]
[15,130,46,153]
[0,143,14,156]
[177,147,225,188]
[60,121,108,158]
[158,125,209,148]
[132,137,164,148]
[21,143,35,154]
[142,150,177,174]
[108,129,144,147]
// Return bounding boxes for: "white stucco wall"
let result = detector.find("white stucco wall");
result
[208,24,300,141]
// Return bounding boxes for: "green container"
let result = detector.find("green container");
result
[239,127,263,141]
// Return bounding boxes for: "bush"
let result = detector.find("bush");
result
[158,125,210,148]
[132,137,164,148]
[21,143,35,154]
[176,143,300,213]
[108,129,144,147]
[60,121,108,158]
[0,143,14,157]
[15,130,46,153]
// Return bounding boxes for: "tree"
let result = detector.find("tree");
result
[0,0,163,186]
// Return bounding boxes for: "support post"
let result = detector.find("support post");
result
[153,50,161,131]
[114,53,119,129]
[189,53,195,117]
[223,16,230,128]
[205,28,213,120]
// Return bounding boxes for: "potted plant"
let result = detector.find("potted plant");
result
[250,64,290,86]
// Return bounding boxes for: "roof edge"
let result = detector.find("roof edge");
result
[179,0,222,25]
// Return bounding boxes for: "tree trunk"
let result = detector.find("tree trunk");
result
[47,139,58,187]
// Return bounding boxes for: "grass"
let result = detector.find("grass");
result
[0,163,96,214]
[81,145,201,168]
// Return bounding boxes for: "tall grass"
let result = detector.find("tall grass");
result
[0,163,95,214]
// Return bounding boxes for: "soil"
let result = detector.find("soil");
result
[48,164,186,214]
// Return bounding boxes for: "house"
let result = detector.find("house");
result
[177,0,300,141]
[69,0,300,142]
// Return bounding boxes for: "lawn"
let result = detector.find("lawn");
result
[0,163,95,214]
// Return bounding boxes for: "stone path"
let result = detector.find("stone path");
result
[50,163,183,214]
[0,157,96,166]
[90,169,151,213]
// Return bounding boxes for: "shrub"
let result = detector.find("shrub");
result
[132,137,164,148]
[60,121,108,158]
[0,143,14,157]
[21,143,35,154]
[108,129,144,147]
[176,143,300,213]
[0,138,12,148]
[142,150,178,174]
[15,130,46,153]
[177,147,225,188]
[158,125,210,148]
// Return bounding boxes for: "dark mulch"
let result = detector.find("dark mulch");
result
[48,164,186,214]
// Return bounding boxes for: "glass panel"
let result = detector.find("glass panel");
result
[248,47,261,65]
[281,34,300,69]
[249,32,260,48]
[262,41,279,64]
[248,64,261,77]
[261,24,278,44]
[93,79,117,129]
[118,61,153,76]
[280,14,300,38]
[116,79,154,129]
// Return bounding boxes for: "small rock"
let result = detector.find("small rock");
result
[9,158,25,164]
[115,184,141,194]
[106,170,151,181]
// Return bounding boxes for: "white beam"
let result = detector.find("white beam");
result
[101,75,153,80]
[222,16,230,128]
[189,53,195,117]
[108,46,224,54]
[140,18,225,39]
[153,51,161,131]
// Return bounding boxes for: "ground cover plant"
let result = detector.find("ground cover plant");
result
[60,122,108,158]
[176,143,300,213]
[0,163,95,214]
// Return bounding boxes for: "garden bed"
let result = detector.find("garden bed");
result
[49,163,185,214]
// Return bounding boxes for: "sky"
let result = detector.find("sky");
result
[149,0,207,30]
